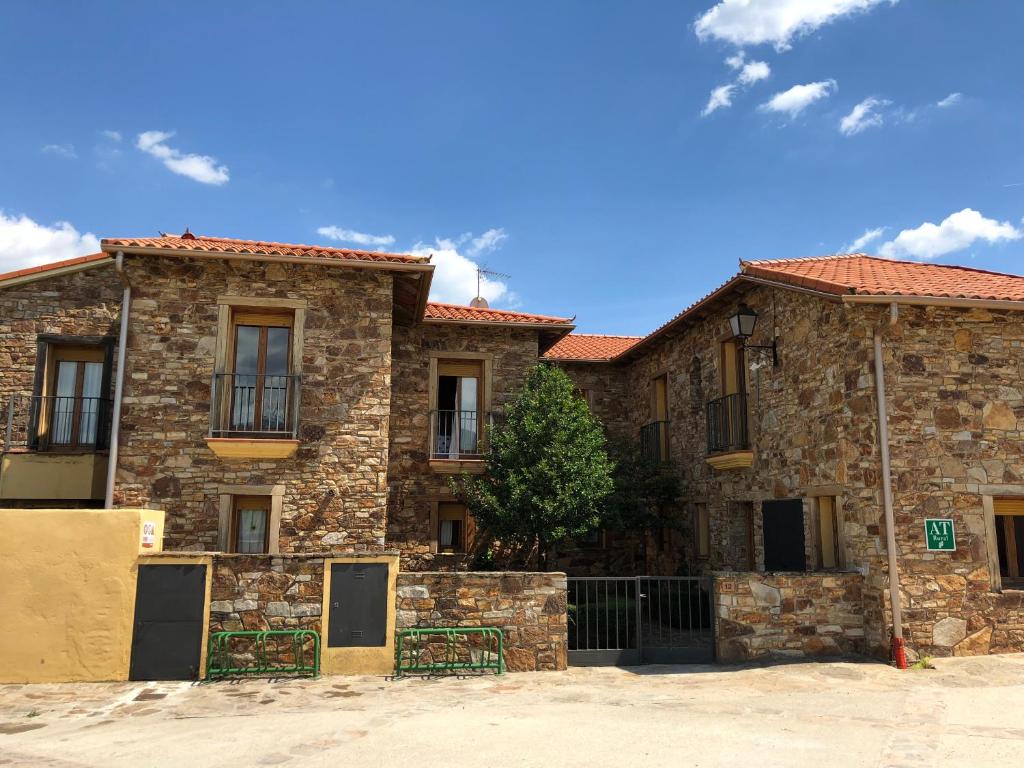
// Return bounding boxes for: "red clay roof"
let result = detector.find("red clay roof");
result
[0,252,107,284]
[425,302,573,326]
[101,234,428,265]
[543,333,642,361]
[743,253,1024,301]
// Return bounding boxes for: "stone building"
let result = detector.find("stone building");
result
[2,234,1023,662]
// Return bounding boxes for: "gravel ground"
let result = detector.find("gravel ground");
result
[2,655,1023,767]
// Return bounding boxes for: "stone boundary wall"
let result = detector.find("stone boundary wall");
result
[714,571,866,662]
[208,554,325,634]
[396,571,568,671]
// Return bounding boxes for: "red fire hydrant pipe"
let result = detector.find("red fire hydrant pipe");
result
[890,635,908,670]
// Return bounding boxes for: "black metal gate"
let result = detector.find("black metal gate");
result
[567,576,714,665]
[129,564,207,681]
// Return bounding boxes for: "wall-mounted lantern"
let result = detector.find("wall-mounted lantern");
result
[728,303,778,366]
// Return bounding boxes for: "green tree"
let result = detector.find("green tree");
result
[451,364,614,570]
[603,435,683,535]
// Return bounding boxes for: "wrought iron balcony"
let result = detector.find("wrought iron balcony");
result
[640,420,670,462]
[3,394,112,452]
[706,392,749,453]
[209,372,301,439]
[430,409,494,460]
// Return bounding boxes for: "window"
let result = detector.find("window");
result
[816,497,843,569]
[229,310,293,433]
[720,340,743,396]
[31,339,112,451]
[708,340,749,454]
[232,496,271,553]
[694,503,710,559]
[994,498,1024,588]
[642,374,669,462]
[434,360,484,459]
[575,387,592,410]
[437,503,470,553]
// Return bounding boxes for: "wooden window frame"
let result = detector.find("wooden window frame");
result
[217,484,285,554]
[429,500,475,554]
[231,495,272,554]
[694,502,710,560]
[427,352,493,462]
[991,497,1024,590]
[815,496,844,570]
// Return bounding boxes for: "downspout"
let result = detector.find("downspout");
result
[872,328,906,668]
[104,251,131,509]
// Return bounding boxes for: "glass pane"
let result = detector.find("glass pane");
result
[52,361,78,445]
[79,362,103,444]
[458,377,479,453]
[232,326,260,430]
[265,327,290,375]
[439,519,453,548]
[236,507,268,553]
[262,328,291,431]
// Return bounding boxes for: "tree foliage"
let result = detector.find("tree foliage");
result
[451,364,614,569]
[603,435,683,534]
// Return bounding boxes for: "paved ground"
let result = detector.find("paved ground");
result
[2,655,1024,767]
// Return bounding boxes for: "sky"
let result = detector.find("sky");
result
[1,1,1022,335]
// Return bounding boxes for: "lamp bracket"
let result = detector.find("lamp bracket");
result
[741,339,778,367]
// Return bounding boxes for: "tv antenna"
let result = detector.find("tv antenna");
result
[472,266,511,308]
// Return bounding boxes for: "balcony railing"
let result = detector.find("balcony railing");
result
[640,420,670,462]
[430,409,494,460]
[209,372,301,438]
[706,393,749,453]
[4,394,112,452]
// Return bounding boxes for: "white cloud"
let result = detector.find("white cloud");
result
[725,51,746,70]
[466,227,508,256]
[695,0,897,51]
[844,226,886,252]
[102,130,122,142]
[410,231,510,305]
[760,79,837,117]
[702,84,737,116]
[738,60,771,85]
[135,131,229,185]
[41,144,76,159]
[839,97,890,135]
[317,225,396,248]
[0,211,100,272]
[878,208,1022,260]
[936,92,962,108]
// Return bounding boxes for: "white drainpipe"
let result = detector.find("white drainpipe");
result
[104,251,131,509]
[873,330,904,645]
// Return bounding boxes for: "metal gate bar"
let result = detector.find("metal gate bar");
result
[567,576,713,666]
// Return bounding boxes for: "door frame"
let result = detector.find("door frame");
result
[320,554,399,675]
[131,555,213,680]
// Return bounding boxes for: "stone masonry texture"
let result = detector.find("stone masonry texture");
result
[396,571,568,671]
[714,571,866,661]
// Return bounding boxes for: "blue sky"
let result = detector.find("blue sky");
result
[1,1,1022,334]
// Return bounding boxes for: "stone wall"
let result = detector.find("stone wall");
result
[714,571,866,661]
[396,571,568,671]
[387,322,540,570]
[114,255,394,553]
[208,554,324,633]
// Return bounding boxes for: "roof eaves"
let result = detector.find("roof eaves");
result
[0,253,111,289]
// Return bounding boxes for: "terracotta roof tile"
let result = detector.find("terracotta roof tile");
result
[425,302,573,326]
[543,333,642,360]
[101,234,427,265]
[0,252,108,284]
[743,253,1024,301]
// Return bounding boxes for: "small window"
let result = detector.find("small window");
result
[437,502,470,554]
[816,497,843,569]
[575,387,592,410]
[994,498,1024,588]
[232,496,271,553]
[695,503,710,560]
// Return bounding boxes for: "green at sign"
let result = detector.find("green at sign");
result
[925,518,956,551]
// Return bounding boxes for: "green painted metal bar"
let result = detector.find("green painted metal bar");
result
[206,630,320,680]
[394,627,504,677]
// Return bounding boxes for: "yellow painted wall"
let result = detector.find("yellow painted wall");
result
[0,508,166,683]
[0,453,108,500]
[320,554,399,675]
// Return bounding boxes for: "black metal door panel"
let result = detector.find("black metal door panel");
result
[129,564,207,681]
[762,499,806,571]
[328,562,388,647]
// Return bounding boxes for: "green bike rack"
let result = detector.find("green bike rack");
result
[206,630,320,680]
[395,627,505,677]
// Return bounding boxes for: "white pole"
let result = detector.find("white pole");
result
[873,331,903,640]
